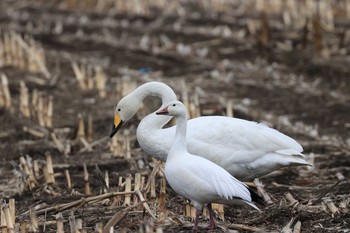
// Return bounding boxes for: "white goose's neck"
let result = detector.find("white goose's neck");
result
[168,114,188,159]
[136,82,178,160]
[135,82,177,128]
[134,82,177,107]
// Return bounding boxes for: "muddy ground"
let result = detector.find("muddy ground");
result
[0,1,350,232]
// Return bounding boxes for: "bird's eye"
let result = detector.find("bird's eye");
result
[118,108,121,112]
[172,104,176,107]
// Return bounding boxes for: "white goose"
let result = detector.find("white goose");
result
[110,82,311,181]
[156,101,264,230]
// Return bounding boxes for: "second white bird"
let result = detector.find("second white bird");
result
[156,101,264,230]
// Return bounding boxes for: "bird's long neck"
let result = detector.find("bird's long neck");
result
[135,82,177,107]
[136,82,178,160]
[168,114,188,159]
[136,82,177,129]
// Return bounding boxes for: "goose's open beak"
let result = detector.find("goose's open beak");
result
[156,106,169,115]
[109,113,123,138]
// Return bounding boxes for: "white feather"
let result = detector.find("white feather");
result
[162,101,259,211]
[115,82,312,181]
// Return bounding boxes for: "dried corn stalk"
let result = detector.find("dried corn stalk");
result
[0,31,50,77]
[19,81,30,118]
[94,66,107,98]
[0,74,13,112]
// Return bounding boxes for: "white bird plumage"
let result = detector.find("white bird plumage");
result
[110,81,311,181]
[156,101,263,229]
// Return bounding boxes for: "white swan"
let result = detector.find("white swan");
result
[156,101,263,230]
[110,81,311,181]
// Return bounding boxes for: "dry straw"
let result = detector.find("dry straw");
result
[94,66,107,98]
[83,163,92,196]
[72,62,109,100]
[55,213,64,233]
[254,178,273,204]
[19,81,30,118]
[0,31,50,77]
[62,0,166,15]
[0,74,13,112]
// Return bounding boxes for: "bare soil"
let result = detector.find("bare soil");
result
[0,1,350,232]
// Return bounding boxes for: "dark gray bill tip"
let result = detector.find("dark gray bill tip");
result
[109,122,123,138]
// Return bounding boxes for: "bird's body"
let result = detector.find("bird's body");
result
[156,101,263,229]
[110,81,311,181]
[165,152,260,209]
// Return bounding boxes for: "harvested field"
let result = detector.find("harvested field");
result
[0,0,350,232]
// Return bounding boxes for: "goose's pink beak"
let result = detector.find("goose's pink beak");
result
[156,106,169,115]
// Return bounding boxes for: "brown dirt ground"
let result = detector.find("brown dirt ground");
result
[1,1,350,232]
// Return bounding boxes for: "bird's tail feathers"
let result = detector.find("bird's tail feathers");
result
[248,188,265,206]
[283,156,312,167]
[270,151,313,167]
[244,201,260,211]
[276,149,304,158]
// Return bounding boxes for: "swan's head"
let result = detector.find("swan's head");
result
[156,101,186,117]
[110,95,142,138]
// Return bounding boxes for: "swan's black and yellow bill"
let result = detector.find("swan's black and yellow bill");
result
[156,106,169,115]
[109,113,123,138]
